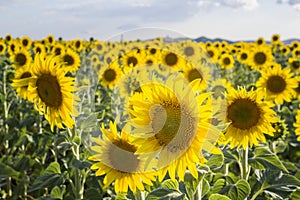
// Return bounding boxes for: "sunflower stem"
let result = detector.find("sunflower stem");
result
[239,147,250,180]
[194,177,203,200]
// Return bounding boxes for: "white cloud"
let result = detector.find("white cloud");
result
[197,0,259,10]
[277,0,300,10]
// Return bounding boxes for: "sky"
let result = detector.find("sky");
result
[1,0,300,41]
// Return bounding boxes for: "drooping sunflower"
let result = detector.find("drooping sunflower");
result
[11,65,32,100]
[27,53,79,131]
[249,46,273,70]
[88,121,156,194]
[293,110,300,141]
[10,47,32,69]
[129,76,222,181]
[256,64,298,105]
[0,40,6,55]
[59,48,81,72]
[99,61,122,90]
[222,87,278,149]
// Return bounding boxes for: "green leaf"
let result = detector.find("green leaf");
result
[29,174,64,192]
[145,188,184,200]
[249,146,288,172]
[251,170,300,199]
[70,158,91,170]
[211,179,226,194]
[44,162,61,174]
[226,179,250,200]
[206,153,224,169]
[202,179,210,198]
[209,194,230,200]
[0,163,20,179]
[161,179,179,190]
[50,185,66,199]
[290,188,300,199]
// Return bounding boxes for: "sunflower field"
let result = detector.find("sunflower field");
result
[0,33,300,200]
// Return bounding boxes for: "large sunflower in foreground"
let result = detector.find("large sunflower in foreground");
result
[129,76,221,181]
[293,110,300,141]
[256,64,298,105]
[223,87,278,149]
[88,121,156,194]
[27,53,79,131]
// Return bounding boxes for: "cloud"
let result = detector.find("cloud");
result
[277,0,300,10]
[197,0,259,10]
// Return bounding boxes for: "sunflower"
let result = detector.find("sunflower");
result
[211,78,233,100]
[271,34,281,45]
[290,41,300,49]
[292,76,300,100]
[27,53,79,131]
[249,46,273,70]
[93,40,106,54]
[72,39,83,52]
[280,46,290,56]
[129,76,221,181]
[288,57,300,71]
[0,40,6,55]
[222,87,278,149]
[20,36,32,49]
[256,64,298,105]
[88,121,156,194]
[10,47,32,69]
[5,34,13,43]
[205,46,219,62]
[51,43,65,56]
[237,49,250,65]
[99,61,122,90]
[11,65,32,100]
[182,62,210,91]
[46,34,55,46]
[219,53,234,69]
[59,48,81,72]
[294,110,300,141]
[292,47,300,58]
[180,40,202,63]
[160,49,185,71]
[32,42,46,55]
[256,37,266,46]
[120,49,145,72]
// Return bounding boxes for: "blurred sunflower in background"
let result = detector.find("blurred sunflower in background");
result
[182,62,210,91]
[219,53,234,69]
[0,40,6,55]
[99,61,122,90]
[88,121,156,194]
[249,46,273,70]
[59,48,81,72]
[27,53,79,131]
[256,63,298,105]
[10,47,32,69]
[222,87,278,149]
[293,110,300,141]
[11,65,32,100]
[20,36,32,50]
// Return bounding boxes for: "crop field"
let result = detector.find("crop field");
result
[0,34,300,199]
